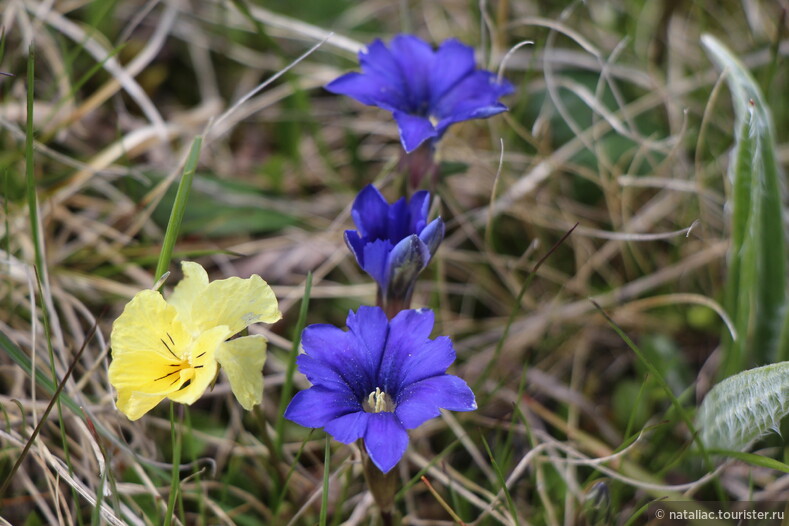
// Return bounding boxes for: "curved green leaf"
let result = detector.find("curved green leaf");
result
[697,361,789,451]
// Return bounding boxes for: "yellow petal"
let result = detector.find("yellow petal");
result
[115,390,168,421]
[110,288,227,419]
[182,274,281,335]
[215,335,267,410]
[109,346,184,396]
[110,289,192,363]
[168,325,228,404]
[110,339,183,419]
[167,261,210,327]
[110,290,194,419]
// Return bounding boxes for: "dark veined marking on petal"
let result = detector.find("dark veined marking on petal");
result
[194,365,203,369]
[154,369,181,382]
[195,352,206,359]
[161,337,178,359]
[168,333,175,345]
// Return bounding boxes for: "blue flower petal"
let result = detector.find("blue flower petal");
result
[419,218,445,257]
[390,35,434,111]
[359,39,406,93]
[344,230,365,266]
[364,412,409,473]
[284,385,360,429]
[352,185,389,240]
[395,374,477,429]
[393,111,438,153]
[496,77,516,97]
[390,308,436,340]
[301,324,350,360]
[300,324,371,398]
[429,39,476,105]
[325,411,370,444]
[378,309,436,391]
[432,71,512,123]
[327,35,514,152]
[296,354,351,392]
[386,197,410,241]
[435,103,509,137]
[361,239,394,289]
[445,100,510,122]
[407,191,430,233]
[324,72,405,112]
[396,335,457,390]
[347,306,390,375]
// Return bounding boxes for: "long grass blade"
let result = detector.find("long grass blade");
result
[274,272,312,456]
[319,437,330,526]
[272,430,313,518]
[25,45,43,279]
[480,436,519,526]
[154,136,203,283]
[707,449,789,473]
[420,475,467,525]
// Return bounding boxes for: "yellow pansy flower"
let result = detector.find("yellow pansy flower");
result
[109,261,281,420]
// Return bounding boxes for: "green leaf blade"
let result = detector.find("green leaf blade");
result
[702,35,787,368]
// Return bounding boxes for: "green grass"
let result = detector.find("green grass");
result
[1,1,788,524]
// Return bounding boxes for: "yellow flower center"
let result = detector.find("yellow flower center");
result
[363,387,395,413]
[152,333,204,389]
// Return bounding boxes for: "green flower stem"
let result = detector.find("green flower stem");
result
[361,444,398,524]
[380,293,410,320]
[163,402,182,526]
[398,142,438,192]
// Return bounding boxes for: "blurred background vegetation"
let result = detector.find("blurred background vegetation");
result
[1,0,788,524]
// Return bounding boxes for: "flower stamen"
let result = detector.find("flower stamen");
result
[153,331,198,388]
[364,387,395,413]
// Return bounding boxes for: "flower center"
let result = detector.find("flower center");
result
[363,387,395,413]
[153,332,204,389]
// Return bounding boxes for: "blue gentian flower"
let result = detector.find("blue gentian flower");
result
[326,34,515,153]
[345,185,444,306]
[284,306,476,473]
